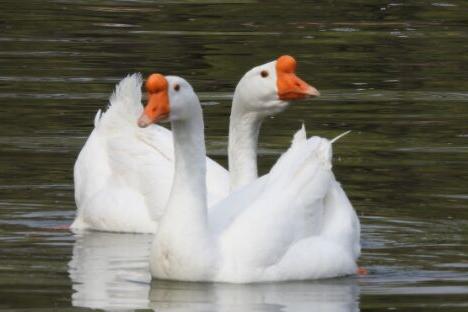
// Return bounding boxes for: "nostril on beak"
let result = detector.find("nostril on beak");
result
[138,119,147,128]
[137,114,151,128]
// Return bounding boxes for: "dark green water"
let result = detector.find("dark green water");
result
[1,0,467,311]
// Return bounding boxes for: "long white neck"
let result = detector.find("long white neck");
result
[154,103,217,281]
[164,110,207,226]
[228,95,262,192]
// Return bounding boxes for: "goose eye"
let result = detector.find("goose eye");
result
[174,84,180,91]
[260,70,269,78]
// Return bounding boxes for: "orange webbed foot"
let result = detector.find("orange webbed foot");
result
[49,224,70,231]
[356,267,368,276]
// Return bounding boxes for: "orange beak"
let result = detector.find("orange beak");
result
[276,55,320,101]
[138,73,170,128]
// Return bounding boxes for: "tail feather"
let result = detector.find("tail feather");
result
[330,130,351,144]
[267,132,324,189]
[93,109,102,128]
[291,123,307,145]
[99,73,144,129]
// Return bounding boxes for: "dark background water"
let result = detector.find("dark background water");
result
[0,0,467,311]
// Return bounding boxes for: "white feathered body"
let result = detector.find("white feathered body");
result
[72,74,229,233]
[151,125,360,283]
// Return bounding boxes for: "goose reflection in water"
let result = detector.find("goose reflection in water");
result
[68,231,360,312]
[68,231,152,310]
[149,279,360,312]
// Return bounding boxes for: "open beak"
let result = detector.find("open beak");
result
[276,55,320,101]
[138,73,170,128]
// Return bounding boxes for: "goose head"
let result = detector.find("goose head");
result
[233,55,319,117]
[138,74,199,127]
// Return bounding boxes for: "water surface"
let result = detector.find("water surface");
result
[0,0,467,311]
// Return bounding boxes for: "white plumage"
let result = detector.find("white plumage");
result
[149,75,360,283]
[72,74,229,233]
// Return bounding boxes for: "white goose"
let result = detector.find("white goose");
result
[144,74,360,283]
[72,56,320,233]
[72,76,229,233]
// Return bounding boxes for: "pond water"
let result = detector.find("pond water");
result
[0,0,467,311]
